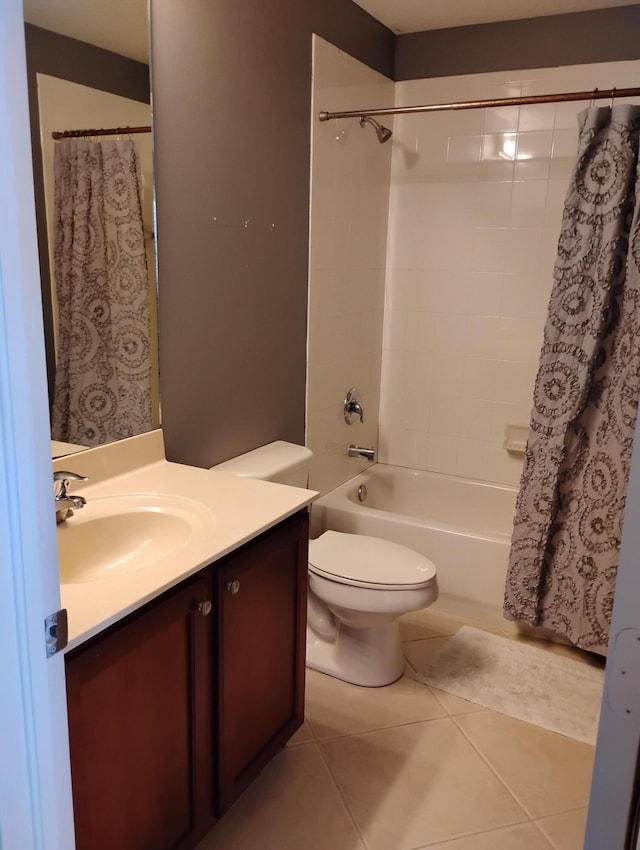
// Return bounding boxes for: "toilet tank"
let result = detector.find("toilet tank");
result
[210,441,313,487]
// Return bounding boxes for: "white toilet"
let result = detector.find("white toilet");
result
[212,441,439,687]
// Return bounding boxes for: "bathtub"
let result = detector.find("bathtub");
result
[310,463,518,626]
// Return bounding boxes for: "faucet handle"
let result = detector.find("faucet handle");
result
[53,470,88,498]
[53,471,88,481]
[344,388,365,424]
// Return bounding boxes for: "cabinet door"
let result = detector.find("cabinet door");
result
[65,575,215,850]
[216,511,308,813]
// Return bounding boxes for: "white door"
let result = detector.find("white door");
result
[584,419,640,848]
[0,0,75,848]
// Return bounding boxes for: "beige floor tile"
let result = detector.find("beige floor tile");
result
[402,636,451,671]
[196,742,365,850]
[399,609,466,641]
[415,821,554,849]
[286,720,314,745]
[402,636,485,716]
[455,711,594,819]
[305,664,445,740]
[535,809,588,850]
[399,609,499,642]
[320,718,527,850]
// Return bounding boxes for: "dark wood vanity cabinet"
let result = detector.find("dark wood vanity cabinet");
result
[65,510,308,850]
[65,574,215,850]
[215,511,309,813]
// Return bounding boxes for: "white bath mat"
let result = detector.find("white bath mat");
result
[417,626,604,744]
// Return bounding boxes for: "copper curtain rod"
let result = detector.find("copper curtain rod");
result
[52,125,152,140]
[318,86,640,121]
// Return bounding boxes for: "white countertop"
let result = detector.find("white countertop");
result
[54,432,317,651]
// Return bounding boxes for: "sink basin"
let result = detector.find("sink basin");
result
[57,494,214,584]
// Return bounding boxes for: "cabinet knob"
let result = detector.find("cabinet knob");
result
[196,600,213,616]
[226,580,241,595]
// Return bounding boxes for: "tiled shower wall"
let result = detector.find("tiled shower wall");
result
[379,60,640,486]
[306,37,393,495]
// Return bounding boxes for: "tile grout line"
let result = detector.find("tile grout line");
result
[532,806,589,850]
[450,712,537,822]
[400,633,457,645]
[402,647,485,719]
[313,738,373,850]
[305,698,373,850]
[402,818,556,850]
[306,711,458,745]
[530,817,562,850]
[311,714,540,850]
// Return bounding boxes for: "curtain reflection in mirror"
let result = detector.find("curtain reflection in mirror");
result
[50,138,153,445]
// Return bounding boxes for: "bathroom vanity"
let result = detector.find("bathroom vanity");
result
[54,432,315,850]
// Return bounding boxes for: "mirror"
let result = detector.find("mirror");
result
[22,0,159,457]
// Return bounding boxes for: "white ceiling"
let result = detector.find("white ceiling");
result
[23,0,149,63]
[353,0,635,34]
[22,0,635,59]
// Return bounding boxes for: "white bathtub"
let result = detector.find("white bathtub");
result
[310,463,518,626]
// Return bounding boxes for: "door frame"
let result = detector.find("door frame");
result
[0,1,75,847]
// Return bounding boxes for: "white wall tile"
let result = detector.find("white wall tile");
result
[432,313,471,354]
[314,56,640,487]
[489,401,525,445]
[504,227,543,273]
[516,129,553,161]
[307,37,393,494]
[456,438,490,480]
[447,134,483,163]
[498,317,534,361]
[426,434,459,474]
[459,398,495,441]
[466,272,504,316]
[472,228,508,272]
[510,181,548,228]
[485,105,520,133]
[476,181,513,227]
[519,103,556,132]
[464,315,501,358]
[429,395,462,436]
[461,357,496,400]
[486,445,525,485]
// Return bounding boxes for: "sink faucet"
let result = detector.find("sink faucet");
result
[54,471,88,524]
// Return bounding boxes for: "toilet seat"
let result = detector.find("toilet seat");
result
[308,531,436,591]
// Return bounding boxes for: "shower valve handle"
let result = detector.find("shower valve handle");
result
[344,388,364,424]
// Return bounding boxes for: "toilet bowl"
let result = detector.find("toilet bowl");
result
[211,441,438,687]
[307,531,438,687]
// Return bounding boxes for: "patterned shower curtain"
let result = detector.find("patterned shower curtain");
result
[504,105,640,656]
[50,138,152,446]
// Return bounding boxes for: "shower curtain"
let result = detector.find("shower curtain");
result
[504,105,640,655]
[50,138,152,446]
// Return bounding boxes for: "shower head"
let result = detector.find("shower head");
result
[359,116,392,144]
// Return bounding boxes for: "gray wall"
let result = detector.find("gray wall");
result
[24,24,150,401]
[151,0,394,468]
[395,4,640,80]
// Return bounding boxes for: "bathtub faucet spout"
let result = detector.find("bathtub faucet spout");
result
[348,444,376,462]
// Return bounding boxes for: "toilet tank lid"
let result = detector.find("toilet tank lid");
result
[309,531,436,587]
[210,441,313,480]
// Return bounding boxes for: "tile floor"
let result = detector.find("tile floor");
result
[197,609,601,850]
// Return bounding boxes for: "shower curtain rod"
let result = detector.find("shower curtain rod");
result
[318,86,640,121]
[52,125,151,140]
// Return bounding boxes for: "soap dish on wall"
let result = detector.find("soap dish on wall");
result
[503,423,529,454]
